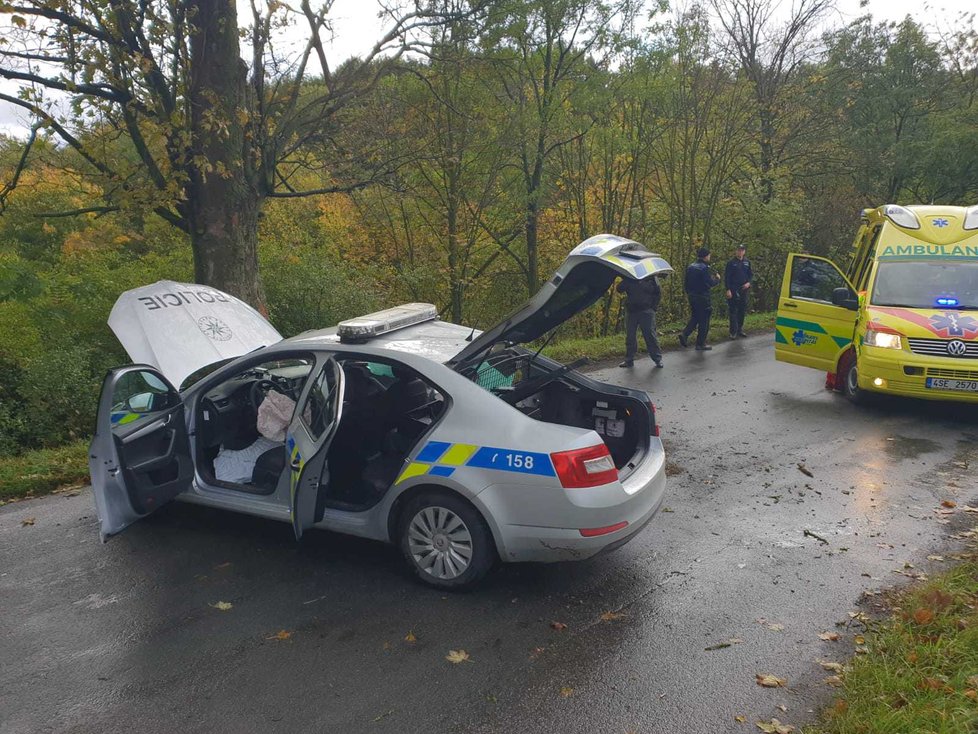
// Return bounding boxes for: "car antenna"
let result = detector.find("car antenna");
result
[466,326,475,342]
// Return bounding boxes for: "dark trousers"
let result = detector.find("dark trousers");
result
[682,295,712,347]
[624,309,661,361]
[728,289,749,334]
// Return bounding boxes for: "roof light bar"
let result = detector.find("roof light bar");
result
[964,205,978,231]
[337,303,438,342]
[883,204,921,230]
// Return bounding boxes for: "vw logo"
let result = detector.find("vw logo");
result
[947,339,967,356]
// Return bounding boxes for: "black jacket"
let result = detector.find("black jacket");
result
[684,260,719,296]
[617,277,661,312]
[725,257,753,291]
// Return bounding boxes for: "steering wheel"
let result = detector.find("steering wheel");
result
[250,378,289,409]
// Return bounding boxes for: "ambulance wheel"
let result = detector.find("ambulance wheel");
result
[397,491,495,590]
[839,351,867,405]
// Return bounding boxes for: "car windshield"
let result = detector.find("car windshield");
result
[871,260,978,310]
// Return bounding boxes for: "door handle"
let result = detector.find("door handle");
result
[783,302,798,308]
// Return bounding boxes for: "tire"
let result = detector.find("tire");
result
[838,350,867,405]
[397,491,496,590]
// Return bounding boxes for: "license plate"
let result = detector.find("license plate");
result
[926,377,978,393]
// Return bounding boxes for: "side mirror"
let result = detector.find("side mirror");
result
[126,392,157,413]
[831,287,859,311]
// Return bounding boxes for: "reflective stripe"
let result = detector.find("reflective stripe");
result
[440,443,478,465]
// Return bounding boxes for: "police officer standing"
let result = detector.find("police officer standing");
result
[617,275,663,368]
[679,246,720,351]
[725,244,753,338]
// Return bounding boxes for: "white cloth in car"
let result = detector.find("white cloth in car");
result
[214,436,281,484]
[256,391,297,442]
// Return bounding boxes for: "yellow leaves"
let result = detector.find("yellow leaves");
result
[735,715,747,723]
[756,673,787,688]
[445,649,470,664]
[266,630,292,641]
[404,631,417,644]
[756,719,795,733]
[820,661,844,673]
[20,517,35,526]
[941,500,957,509]
[824,675,844,687]
[819,631,840,641]
[211,601,233,611]
[853,635,866,645]
[11,14,26,29]
[559,686,574,698]
[912,607,935,625]
[599,610,626,622]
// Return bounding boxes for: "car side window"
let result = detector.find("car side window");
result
[301,362,338,441]
[789,258,847,303]
[111,370,178,425]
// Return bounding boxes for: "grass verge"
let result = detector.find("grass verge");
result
[545,310,776,364]
[807,534,978,734]
[0,439,90,504]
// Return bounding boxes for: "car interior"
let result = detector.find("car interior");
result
[195,354,446,510]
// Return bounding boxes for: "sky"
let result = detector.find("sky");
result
[0,0,975,137]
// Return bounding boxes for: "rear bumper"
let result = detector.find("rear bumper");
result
[476,438,667,563]
[858,349,978,403]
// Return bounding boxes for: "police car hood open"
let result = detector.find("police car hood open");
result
[449,234,673,367]
[108,280,283,389]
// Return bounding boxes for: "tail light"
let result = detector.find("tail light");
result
[550,444,619,488]
[645,401,660,437]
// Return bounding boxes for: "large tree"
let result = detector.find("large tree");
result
[0,0,472,307]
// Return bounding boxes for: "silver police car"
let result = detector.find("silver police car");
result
[90,235,671,588]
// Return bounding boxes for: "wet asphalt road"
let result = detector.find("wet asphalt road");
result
[2,336,977,734]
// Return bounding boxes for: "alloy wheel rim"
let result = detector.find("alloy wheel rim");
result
[408,506,473,580]
[847,364,859,393]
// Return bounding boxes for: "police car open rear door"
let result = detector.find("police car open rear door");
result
[90,365,193,541]
[286,356,345,540]
[776,254,858,371]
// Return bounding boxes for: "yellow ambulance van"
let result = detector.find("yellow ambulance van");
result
[775,204,978,403]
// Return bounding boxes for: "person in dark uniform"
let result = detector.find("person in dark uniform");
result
[679,246,720,351]
[617,275,663,368]
[724,244,753,338]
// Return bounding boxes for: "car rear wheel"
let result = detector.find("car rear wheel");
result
[397,491,495,590]
[839,350,867,405]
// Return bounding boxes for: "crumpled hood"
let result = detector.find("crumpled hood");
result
[108,280,282,388]
[867,307,978,340]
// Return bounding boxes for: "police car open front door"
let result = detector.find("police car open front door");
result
[286,356,345,541]
[776,254,858,371]
[90,365,193,541]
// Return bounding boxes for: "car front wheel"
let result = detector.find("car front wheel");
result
[397,491,495,590]
[839,350,867,405]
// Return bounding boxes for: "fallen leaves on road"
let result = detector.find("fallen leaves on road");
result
[550,621,568,631]
[767,623,785,632]
[756,719,795,733]
[735,715,747,723]
[705,638,744,651]
[853,634,866,645]
[797,463,814,478]
[819,631,840,641]
[819,661,844,672]
[963,506,978,513]
[211,601,233,611]
[941,500,957,508]
[927,555,945,562]
[20,517,35,526]
[404,631,417,643]
[599,610,626,622]
[445,649,470,664]
[214,562,232,570]
[756,673,787,688]
[824,675,844,687]
[559,686,574,698]
[266,630,292,641]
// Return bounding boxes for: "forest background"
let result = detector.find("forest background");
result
[1,0,977,461]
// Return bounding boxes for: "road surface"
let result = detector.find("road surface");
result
[2,336,976,734]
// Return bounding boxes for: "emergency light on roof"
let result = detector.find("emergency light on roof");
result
[883,204,921,230]
[964,205,978,231]
[337,303,438,342]
[936,297,959,307]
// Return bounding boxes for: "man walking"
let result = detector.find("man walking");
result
[725,244,753,338]
[617,275,663,368]
[679,246,720,351]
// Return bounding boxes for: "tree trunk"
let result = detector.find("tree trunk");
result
[186,0,265,309]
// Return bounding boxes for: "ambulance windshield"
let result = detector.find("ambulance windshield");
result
[872,260,978,310]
